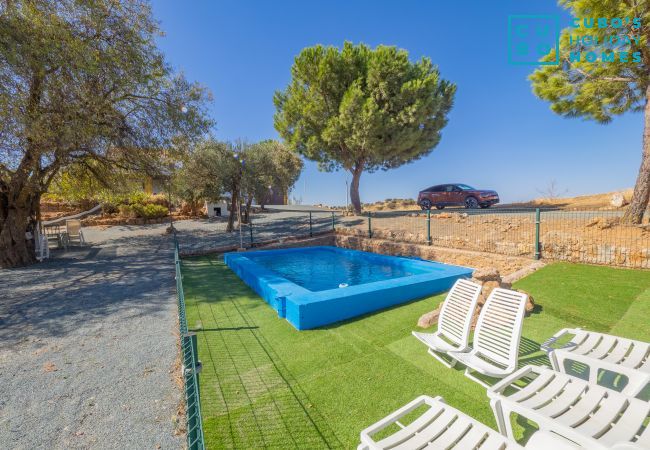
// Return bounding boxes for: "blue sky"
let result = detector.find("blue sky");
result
[151,0,643,205]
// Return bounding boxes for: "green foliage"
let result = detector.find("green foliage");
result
[529,0,649,122]
[529,0,650,223]
[274,42,455,211]
[118,202,168,219]
[242,140,303,206]
[0,0,213,266]
[174,139,303,209]
[173,139,241,205]
[118,204,136,218]
[131,203,169,219]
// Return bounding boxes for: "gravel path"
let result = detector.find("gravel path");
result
[0,229,183,449]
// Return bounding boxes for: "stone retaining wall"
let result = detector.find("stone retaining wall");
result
[334,233,533,276]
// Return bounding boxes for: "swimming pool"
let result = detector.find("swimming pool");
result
[224,246,473,330]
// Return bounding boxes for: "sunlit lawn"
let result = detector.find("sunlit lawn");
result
[182,257,650,449]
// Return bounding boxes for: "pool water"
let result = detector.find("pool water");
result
[247,247,427,292]
[224,246,473,330]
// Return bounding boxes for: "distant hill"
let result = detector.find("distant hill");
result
[505,189,633,209]
[346,189,634,211]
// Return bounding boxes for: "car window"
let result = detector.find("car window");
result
[456,184,475,190]
[444,185,455,192]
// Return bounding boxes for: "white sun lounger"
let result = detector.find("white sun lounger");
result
[447,288,528,387]
[358,394,581,449]
[488,365,650,449]
[541,328,650,397]
[412,278,482,367]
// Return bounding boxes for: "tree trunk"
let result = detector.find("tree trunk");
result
[226,187,238,233]
[243,196,253,224]
[0,189,40,268]
[623,86,650,224]
[349,165,363,214]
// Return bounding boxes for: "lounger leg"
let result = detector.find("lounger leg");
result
[548,351,560,372]
[427,348,457,368]
[490,398,507,436]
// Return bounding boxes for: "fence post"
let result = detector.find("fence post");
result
[331,211,335,232]
[248,218,254,247]
[183,331,202,448]
[309,212,313,237]
[534,208,541,260]
[426,209,432,245]
[368,212,373,238]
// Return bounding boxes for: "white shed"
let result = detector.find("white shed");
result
[205,201,229,218]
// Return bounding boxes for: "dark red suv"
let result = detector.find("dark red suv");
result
[417,184,499,210]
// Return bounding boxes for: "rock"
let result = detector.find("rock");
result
[417,306,441,328]
[587,217,620,230]
[481,280,501,296]
[611,192,628,208]
[514,289,536,314]
[472,267,501,282]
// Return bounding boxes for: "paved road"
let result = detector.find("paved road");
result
[0,229,182,449]
[169,210,335,253]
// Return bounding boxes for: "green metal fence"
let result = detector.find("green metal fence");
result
[175,207,650,269]
[174,233,205,450]
[335,207,650,269]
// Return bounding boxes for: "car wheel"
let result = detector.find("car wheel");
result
[436,205,444,210]
[420,199,432,210]
[464,197,479,209]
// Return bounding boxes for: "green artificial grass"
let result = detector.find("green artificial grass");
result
[182,257,650,449]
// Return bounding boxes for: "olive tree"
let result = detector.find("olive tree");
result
[242,140,303,218]
[274,42,455,213]
[174,139,242,232]
[0,0,212,267]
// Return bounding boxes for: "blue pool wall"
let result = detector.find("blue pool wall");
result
[224,246,473,330]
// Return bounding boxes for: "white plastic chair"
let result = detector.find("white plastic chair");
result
[65,219,85,246]
[542,328,650,397]
[412,278,482,367]
[358,394,581,450]
[448,288,528,387]
[488,365,650,449]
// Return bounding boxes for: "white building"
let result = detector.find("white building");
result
[205,201,229,218]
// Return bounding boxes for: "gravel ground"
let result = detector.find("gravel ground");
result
[0,229,183,449]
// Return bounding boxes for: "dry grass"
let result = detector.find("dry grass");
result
[505,188,634,209]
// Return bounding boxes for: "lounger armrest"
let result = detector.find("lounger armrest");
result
[540,328,581,354]
[359,395,442,448]
[526,431,580,450]
[553,348,650,396]
[488,365,539,397]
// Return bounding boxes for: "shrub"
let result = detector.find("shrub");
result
[102,202,119,214]
[131,203,169,219]
[126,191,149,206]
[118,204,135,218]
[147,194,170,207]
